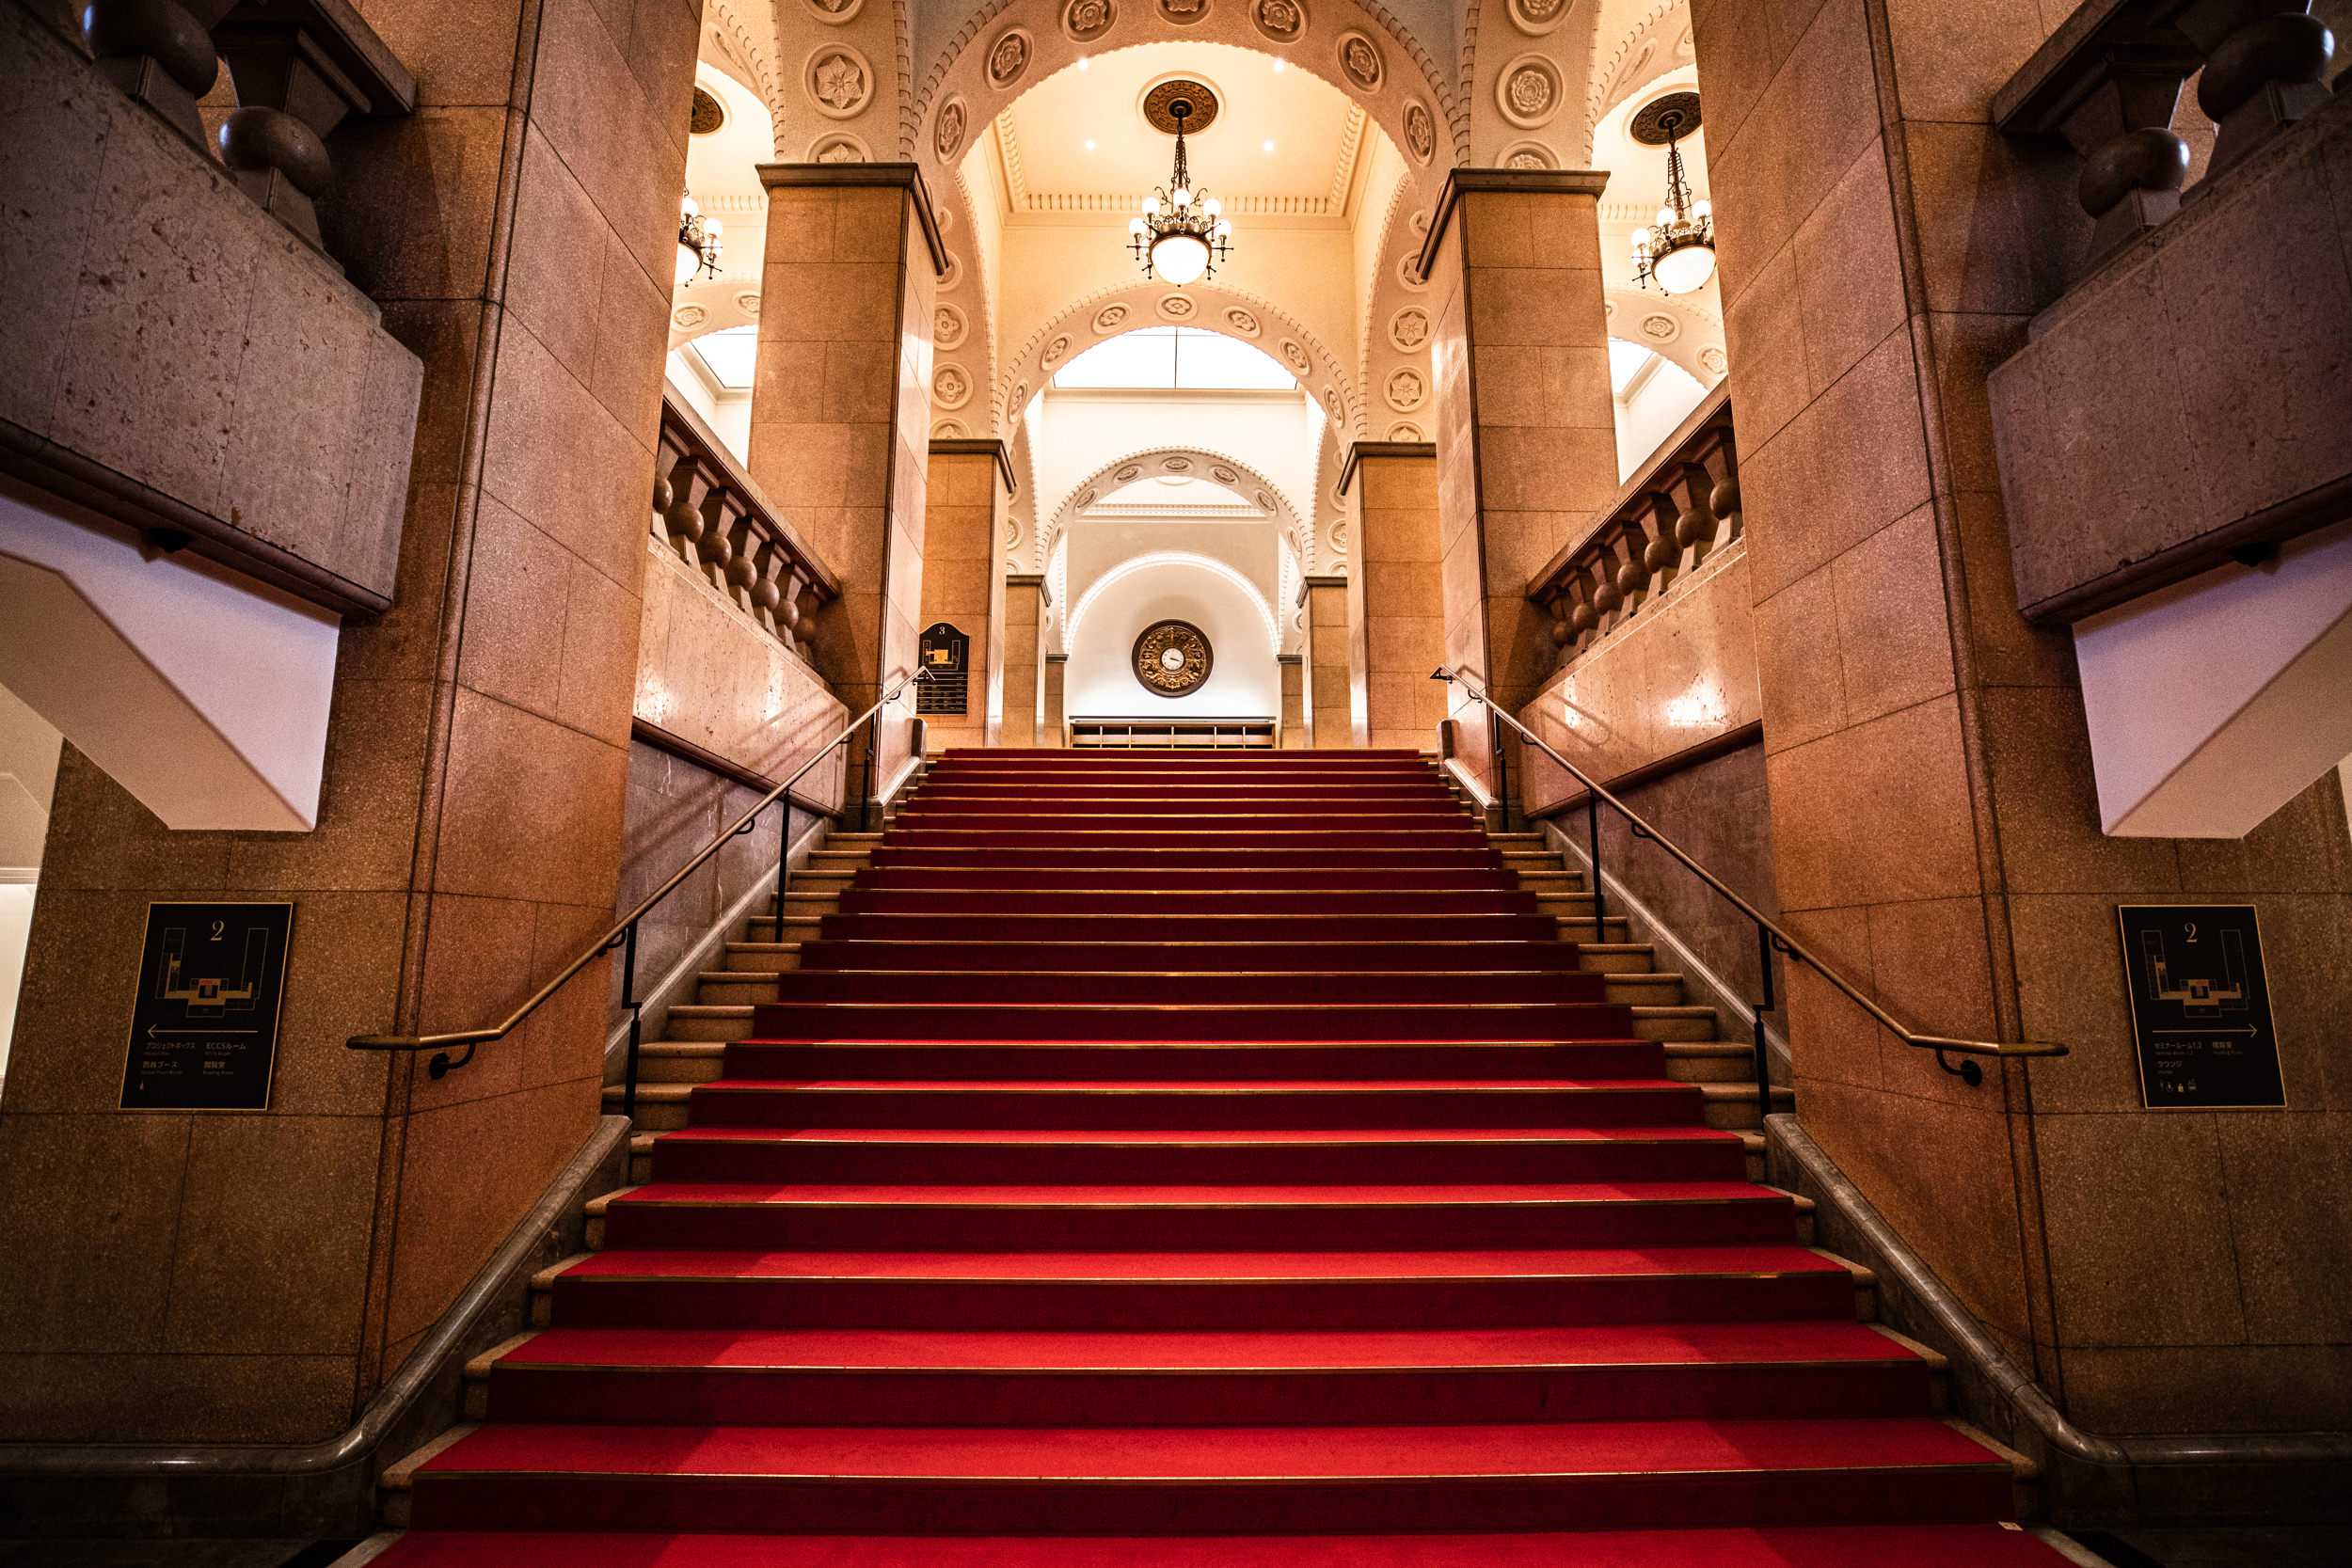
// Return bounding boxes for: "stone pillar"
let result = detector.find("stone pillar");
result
[1418,171,1616,795]
[1043,652,1067,748]
[921,439,1013,753]
[1298,575,1356,748]
[750,164,945,804]
[1343,441,1448,752]
[1696,0,2352,1435]
[0,0,697,1442]
[1278,652,1305,750]
[997,574,1048,748]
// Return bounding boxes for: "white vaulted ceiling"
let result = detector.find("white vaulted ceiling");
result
[992,43,1369,219]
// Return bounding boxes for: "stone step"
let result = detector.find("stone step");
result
[1629,1004,1720,1043]
[602,1082,691,1130]
[723,942,803,973]
[1663,1040,1756,1083]
[1574,943,1658,974]
[1601,972,1686,1006]
[697,971,783,1006]
[1701,1079,1793,1132]
[1549,915,1632,942]
[747,916,824,942]
[633,1040,731,1083]
[661,1004,756,1043]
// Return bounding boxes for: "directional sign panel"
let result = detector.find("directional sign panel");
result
[119,902,293,1111]
[2115,905,2285,1110]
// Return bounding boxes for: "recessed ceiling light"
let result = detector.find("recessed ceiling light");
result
[1077,56,1089,70]
[1085,139,1095,150]
[1272,59,1285,71]
[1263,140,1275,152]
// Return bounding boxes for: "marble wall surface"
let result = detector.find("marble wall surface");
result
[748,169,942,803]
[1348,446,1450,753]
[635,540,848,786]
[0,0,704,1443]
[1421,173,1619,798]
[1696,0,2352,1434]
[0,7,422,615]
[1519,544,1763,811]
[921,445,1010,755]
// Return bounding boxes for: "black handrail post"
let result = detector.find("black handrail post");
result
[1586,790,1605,934]
[620,923,642,1125]
[1753,923,1776,1129]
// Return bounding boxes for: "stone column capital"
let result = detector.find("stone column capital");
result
[756,162,950,276]
[1417,167,1612,281]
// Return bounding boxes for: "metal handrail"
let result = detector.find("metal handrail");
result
[350,670,929,1117]
[1434,667,2065,1119]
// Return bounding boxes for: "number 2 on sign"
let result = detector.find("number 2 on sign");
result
[211,921,226,941]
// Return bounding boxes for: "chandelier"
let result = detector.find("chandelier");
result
[1129,82,1232,287]
[676,193,723,287]
[1629,93,1715,296]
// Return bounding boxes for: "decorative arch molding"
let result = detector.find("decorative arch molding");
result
[667,271,768,349]
[994,279,1356,438]
[1044,445,1307,560]
[1066,550,1284,660]
[1583,0,1692,160]
[1604,284,1724,388]
[910,0,1468,169]
[704,0,788,152]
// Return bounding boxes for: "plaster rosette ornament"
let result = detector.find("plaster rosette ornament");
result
[1507,0,1567,35]
[805,44,872,119]
[1225,307,1262,336]
[1095,303,1131,333]
[986,27,1033,89]
[1336,31,1383,91]
[933,364,973,408]
[1500,139,1556,169]
[1401,99,1437,165]
[1252,0,1306,46]
[1129,83,1232,286]
[935,97,969,160]
[934,304,968,349]
[808,131,869,162]
[1384,367,1426,411]
[1388,308,1430,352]
[1629,92,1716,294]
[1062,0,1115,43]
[1497,54,1565,129]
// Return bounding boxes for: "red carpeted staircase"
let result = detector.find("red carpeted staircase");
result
[378,749,2070,1565]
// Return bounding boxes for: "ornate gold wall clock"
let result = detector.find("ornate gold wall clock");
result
[1133,620,1213,697]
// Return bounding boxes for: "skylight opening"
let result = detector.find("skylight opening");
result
[691,325,759,390]
[1053,326,1298,390]
[1608,338,1655,397]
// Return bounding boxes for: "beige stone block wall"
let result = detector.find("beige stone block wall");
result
[1352,449,1449,752]
[1423,175,1617,797]
[920,447,1009,753]
[749,172,940,800]
[1697,0,2352,1432]
[999,578,1048,748]
[1299,578,1355,749]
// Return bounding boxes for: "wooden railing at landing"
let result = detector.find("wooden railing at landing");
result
[1526,384,1738,666]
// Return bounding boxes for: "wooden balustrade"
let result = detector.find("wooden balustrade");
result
[1526,385,1737,668]
[653,395,841,660]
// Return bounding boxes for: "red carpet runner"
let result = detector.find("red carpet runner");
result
[384,751,2068,1564]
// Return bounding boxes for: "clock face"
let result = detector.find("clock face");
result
[1133,620,1214,697]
